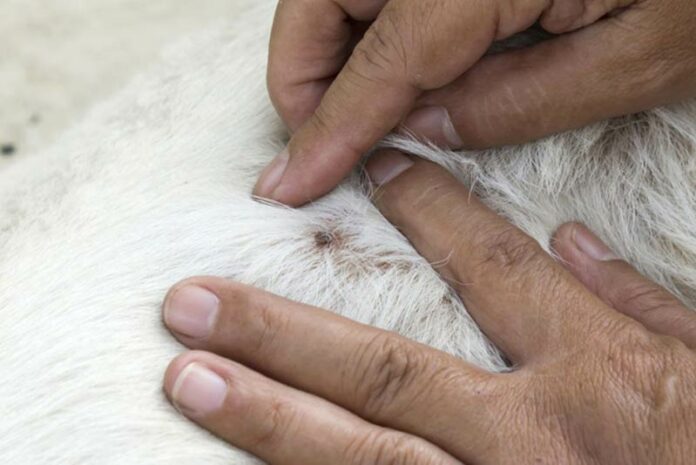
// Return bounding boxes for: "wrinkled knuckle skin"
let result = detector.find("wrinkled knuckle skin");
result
[571,335,696,464]
[611,0,696,98]
[350,333,427,418]
[471,225,546,280]
[609,281,676,318]
[603,331,682,408]
[351,13,407,81]
[251,296,289,357]
[612,341,696,458]
[249,396,298,451]
[203,282,283,356]
[306,105,335,139]
[344,430,425,465]
[613,282,663,306]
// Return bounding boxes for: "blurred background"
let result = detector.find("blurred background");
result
[0,0,242,170]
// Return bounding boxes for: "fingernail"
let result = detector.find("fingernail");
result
[172,363,227,416]
[402,106,463,148]
[366,151,414,186]
[572,224,619,262]
[164,286,219,339]
[254,148,289,199]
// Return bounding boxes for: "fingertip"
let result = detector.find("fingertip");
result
[551,222,583,262]
[551,225,696,347]
[163,284,219,341]
[550,222,601,288]
[162,277,225,315]
[255,138,366,207]
[571,223,620,262]
[163,351,231,417]
[553,222,620,262]
[253,148,290,201]
[163,351,207,400]
[552,222,628,301]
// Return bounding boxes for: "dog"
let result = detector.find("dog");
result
[1,1,695,463]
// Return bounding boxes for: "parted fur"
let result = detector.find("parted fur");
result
[1,1,695,463]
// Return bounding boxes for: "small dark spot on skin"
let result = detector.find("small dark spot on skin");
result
[314,231,334,248]
[29,114,41,125]
[1,144,16,156]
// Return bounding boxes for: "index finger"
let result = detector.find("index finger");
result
[163,277,502,461]
[256,0,510,206]
[267,0,387,132]
[365,150,635,363]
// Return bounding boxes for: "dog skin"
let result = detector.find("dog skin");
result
[0,1,695,463]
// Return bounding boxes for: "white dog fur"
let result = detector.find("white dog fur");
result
[0,0,246,163]
[1,1,695,463]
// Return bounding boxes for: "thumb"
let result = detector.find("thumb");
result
[552,223,696,350]
[253,0,505,206]
[403,8,694,149]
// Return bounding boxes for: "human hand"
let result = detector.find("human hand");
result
[167,150,696,464]
[255,0,696,206]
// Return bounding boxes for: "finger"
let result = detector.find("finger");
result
[403,6,695,149]
[256,0,555,206]
[266,0,617,133]
[268,0,387,132]
[163,351,459,465]
[365,150,629,363]
[538,0,634,33]
[163,279,501,461]
[553,223,696,349]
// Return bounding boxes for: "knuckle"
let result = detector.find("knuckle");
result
[351,14,407,81]
[345,430,424,465]
[306,105,335,139]
[627,342,670,380]
[609,281,675,317]
[603,328,678,399]
[539,0,582,33]
[303,104,367,161]
[617,337,696,430]
[208,282,291,358]
[350,333,427,418]
[610,5,695,96]
[628,50,686,96]
[469,225,546,280]
[253,300,288,355]
[250,395,298,449]
[350,4,448,90]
